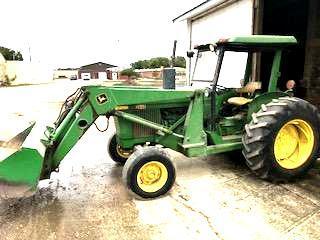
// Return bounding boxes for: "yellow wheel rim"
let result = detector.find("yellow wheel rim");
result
[137,161,168,193]
[116,145,132,158]
[274,119,314,169]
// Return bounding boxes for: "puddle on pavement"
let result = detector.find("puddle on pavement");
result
[0,162,155,240]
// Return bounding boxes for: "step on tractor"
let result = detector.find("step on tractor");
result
[0,35,319,199]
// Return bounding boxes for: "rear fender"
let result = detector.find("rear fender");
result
[247,91,289,122]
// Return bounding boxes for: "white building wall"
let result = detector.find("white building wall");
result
[191,0,253,45]
[6,61,53,85]
[186,0,254,87]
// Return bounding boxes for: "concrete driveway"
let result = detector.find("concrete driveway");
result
[0,80,320,240]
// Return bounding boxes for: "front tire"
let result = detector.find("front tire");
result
[242,97,320,181]
[122,146,176,198]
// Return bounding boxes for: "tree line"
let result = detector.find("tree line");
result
[0,46,23,61]
[131,56,186,69]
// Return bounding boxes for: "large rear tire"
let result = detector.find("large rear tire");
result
[242,97,320,181]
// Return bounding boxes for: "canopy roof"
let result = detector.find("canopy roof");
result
[216,35,297,50]
[195,35,297,52]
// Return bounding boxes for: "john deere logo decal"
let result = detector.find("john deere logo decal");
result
[97,94,108,104]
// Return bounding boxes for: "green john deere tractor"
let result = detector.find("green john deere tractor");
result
[0,35,319,199]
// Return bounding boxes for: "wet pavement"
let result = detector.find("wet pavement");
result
[1,81,320,240]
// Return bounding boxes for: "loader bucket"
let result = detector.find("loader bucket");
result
[0,122,44,199]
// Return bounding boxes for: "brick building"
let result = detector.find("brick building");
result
[78,62,117,80]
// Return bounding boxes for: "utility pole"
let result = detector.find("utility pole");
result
[28,46,32,62]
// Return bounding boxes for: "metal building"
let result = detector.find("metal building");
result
[174,0,320,105]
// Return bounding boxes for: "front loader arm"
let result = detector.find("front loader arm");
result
[41,87,110,178]
[41,96,97,178]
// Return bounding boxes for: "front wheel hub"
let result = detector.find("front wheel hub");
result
[137,161,168,193]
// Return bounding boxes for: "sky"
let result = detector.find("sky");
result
[1,0,203,69]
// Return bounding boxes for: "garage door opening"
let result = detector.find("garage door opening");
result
[260,0,309,97]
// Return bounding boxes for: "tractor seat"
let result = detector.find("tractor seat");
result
[227,81,261,106]
[227,97,252,106]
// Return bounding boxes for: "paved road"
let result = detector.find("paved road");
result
[0,80,320,240]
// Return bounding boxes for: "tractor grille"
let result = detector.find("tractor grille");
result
[132,109,161,137]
